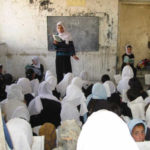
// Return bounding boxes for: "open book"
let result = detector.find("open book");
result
[52,35,62,42]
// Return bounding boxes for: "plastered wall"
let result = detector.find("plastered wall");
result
[0,0,118,81]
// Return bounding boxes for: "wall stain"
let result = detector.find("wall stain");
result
[39,0,53,10]
[29,0,34,4]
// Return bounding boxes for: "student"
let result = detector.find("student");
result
[45,75,60,100]
[101,74,110,83]
[128,119,147,142]
[6,118,44,150]
[103,80,116,97]
[127,89,145,120]
[117,65,134,99]
[26,56,44,82]
[77,110,139,150]
[56,72,74,98]
[26,68,39,97]
[30,80,61,128]
[79,71,93,98]
[121,45,136,76]
[1,84,30,122]
[39,123,56,150]
[61,77,87,126]
[54,120,81,150]
[85,82,109,121]
[53,21,79,83]
[108,93,132,118]
[129,77,148,99]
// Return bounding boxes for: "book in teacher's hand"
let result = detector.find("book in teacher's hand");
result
[52,34,62,42]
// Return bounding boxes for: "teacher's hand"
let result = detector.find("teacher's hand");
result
[73,55,79,60]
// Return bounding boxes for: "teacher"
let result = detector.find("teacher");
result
[53,21,79,83]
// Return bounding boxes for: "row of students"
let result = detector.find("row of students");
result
[1,65,150,149]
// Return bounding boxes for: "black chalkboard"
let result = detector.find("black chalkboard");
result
[47,16,99,51]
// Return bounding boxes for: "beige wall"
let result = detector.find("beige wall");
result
[0,0,118,80]
[118,3,150,70]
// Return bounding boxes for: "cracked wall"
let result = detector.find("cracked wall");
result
[0,0,118,80]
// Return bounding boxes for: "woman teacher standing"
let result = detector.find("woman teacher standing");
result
[53,21,79,83]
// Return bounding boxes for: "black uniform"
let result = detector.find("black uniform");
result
[53,41,75,83]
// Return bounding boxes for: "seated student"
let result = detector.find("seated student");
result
[39,123,56,150]
[101,74,110,83]
[108,93,132,118]
[30,80,61,128]
[1,84,30,122]
[77,110,139,150]
[56,72,74,98]
[84,82,110,122]
[129,77,148,99]
[54,120,81,150]
[79,71,93,98]
[117,65,134,95]
[121,44,136,76]
[103,80,116,98]
[128,119,147,142]
[25,56,44,82]
[45,75,60,100]
[6,118,44,150]
[61,77,87,126]
[17,77,35,103]
[87,82,108,107]
[26,68,39,97]
[127,89,145,120]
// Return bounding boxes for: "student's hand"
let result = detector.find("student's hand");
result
[73,55,79,60]
[53,40,58,45]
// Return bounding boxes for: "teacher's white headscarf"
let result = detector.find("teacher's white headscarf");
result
[77,110,139,150]
[57,21,72,44]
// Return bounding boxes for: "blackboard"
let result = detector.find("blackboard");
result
[47,16,99,51]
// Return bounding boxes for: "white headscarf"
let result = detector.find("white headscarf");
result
[125,44,132,55]
[28,96,43,116]
[57,21,72,44]
[79,71,88,81]
[2,99,30,122]
[128,96,145,120]
[61,77,87,126]
[1,84,29,121]
[38,81,60,102]
[77,110,139,150]
[32,56,41,68]
[79,71,91,89]
[17,78,32,95]
[103,80,116,97]
[45,70,53,80]
[56,73,74,98]
[7,118,33,150]
[45,76,57,91]
[6,84,24,101]
[30,79,39,97]
[117,65,134,94]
